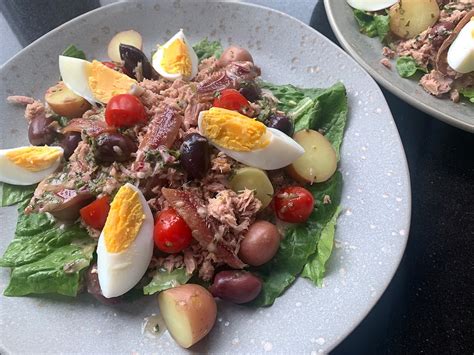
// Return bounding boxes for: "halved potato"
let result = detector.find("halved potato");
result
[158,284,217,348]
[286,129,337,184]
[389,0,440,39]
[107,30,143,62]
[45,82,91,118]
[229,167,274,209]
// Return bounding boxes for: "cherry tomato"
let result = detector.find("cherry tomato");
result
[213,89,251,115]
[80,196,111,230]
[105,94,146,127]
[154,208,193,253]
[102,61,120,70]
[273,186,314,223]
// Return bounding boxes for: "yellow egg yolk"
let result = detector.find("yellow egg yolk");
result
[160,38,192,77]
[200,107,270,151]
[88,60,136,103]
[6,147,62,171]
[103,185,145,253]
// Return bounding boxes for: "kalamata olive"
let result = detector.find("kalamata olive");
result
[180,133,210,179]
[85,263,122,305]
[209,270,262,304]
[119,44,158,81]
[28,114,56,145]
[60,132,82,160]
[238,220,281,266]
[94,132,137,163]
[218,46,254,67]
[239,81,262,102]
[429,21,455,50]
[265,114,294,136]
[46,189,95,221]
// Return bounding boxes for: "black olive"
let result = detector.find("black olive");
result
[239,81,262,102]
[119,44,158,81]
[94,132,137,163]
[180,133,210,179]
[265,114,294,137]
[60,132,82,160]
[28,114,56,145]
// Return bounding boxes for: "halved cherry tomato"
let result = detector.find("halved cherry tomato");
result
[273,186,314,223]
[213,89,251,115]
[80,196,111,230]
[102,61,120,70]
[154,208,193,253]
[105,94,146,127]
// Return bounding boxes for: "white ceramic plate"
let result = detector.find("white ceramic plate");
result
[0,1,411,353]
[324,0,474,133]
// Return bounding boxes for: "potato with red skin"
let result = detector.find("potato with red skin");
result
[218,46,254,66]
[238,220,281,266]
[45,82,91,118]
[158,284,217,348]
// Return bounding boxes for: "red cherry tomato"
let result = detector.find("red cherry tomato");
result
[273,186,314,223]
[102,61,120,70]
[213,89,251,115]
[80,196,111,230]
[153,208,193,254]
[105,94,146,127]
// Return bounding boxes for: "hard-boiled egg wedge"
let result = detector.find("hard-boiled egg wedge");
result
[198,107,304,170]
[347,0,398,11]
[0,146,63,185]
[447,17,474,74]
[152,29,198,81]
[97,183,154,298]
[59,56,137,104]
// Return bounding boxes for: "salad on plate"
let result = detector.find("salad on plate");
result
[0,28,348,348]
[348,0,474,103]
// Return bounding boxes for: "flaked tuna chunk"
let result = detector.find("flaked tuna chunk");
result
[420,70,453,96]
[162,187,246,269]
[62,118,111,137]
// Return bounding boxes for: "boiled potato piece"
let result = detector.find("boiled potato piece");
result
[286,129,337,184]
[158,284,217,348]
[389,0,440,39]
[45,82,91,118]
[229,167,274,209]
[107,30,143,62]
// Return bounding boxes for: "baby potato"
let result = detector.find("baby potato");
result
[389,0,440,39]
[286,129,337,184]
[229,167,274,209]
[45,82,91,118]
[158,284,217,349]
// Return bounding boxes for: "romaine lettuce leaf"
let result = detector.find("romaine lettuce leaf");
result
[250,172,343,307]
[353,9,390,42]
[193,38,223,61]
[301,206,341,286]
[1,202,95,296]
[143,267,192,295]
[460,88,474,103]
[396,56,428,78]
[61,44,86,60]
[261,82,348,157]
[0,183,36,207]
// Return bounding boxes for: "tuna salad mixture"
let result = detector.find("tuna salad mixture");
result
[0,29,348,348]
[350,0,474,102]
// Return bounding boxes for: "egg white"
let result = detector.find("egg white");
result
[198,113,304,170]
[58,55,97,104]
[97,183,154,298]
[347,0,398,11]
[152,29,199,81]
[0,146,63,185]
[447,19,474,74]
